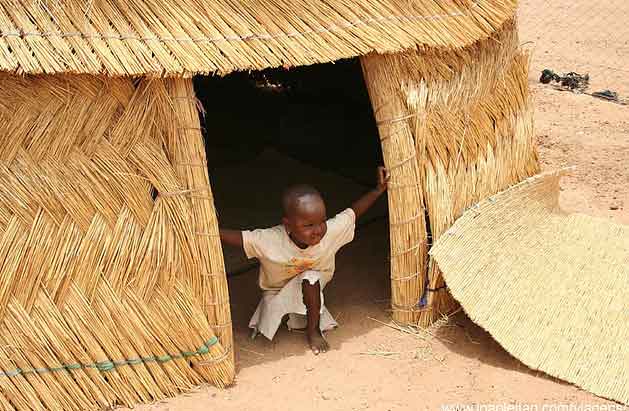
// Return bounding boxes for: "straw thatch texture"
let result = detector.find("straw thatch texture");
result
[0,0,517,77]
[430,170,629,404]
[0,73,234,410]
[361,19,540,326]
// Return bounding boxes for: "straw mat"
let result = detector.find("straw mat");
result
[431,170,629,404]
[0,0,516,76]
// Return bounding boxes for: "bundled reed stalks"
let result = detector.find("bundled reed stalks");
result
[361,19,539,326]
[361,57,428,325]
[0,72,233,410]
[163,79,233,357]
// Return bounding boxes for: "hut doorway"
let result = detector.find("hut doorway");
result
[194,59,392,355]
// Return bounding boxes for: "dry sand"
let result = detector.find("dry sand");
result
[130,2,628,409]
[520,0,629,224]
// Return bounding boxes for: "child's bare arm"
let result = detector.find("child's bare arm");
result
[219,228,244,249]
[351,166,389,220]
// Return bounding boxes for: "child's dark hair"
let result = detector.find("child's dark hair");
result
[281,184,323,217]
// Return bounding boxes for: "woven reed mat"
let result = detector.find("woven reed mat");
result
[430,169,629,404]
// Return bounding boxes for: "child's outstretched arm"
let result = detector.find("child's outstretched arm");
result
[351,166,389,220]
[219,228,243,249]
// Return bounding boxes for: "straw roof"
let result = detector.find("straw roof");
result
[431,170,629,405]
[0,0,517,77]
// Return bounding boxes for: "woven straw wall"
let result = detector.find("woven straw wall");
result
[361,19,540,326]
[0,74,233,410]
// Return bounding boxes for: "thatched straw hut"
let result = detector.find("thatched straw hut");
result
[0,0,536,409]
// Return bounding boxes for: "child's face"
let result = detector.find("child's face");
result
[283,197,327,248]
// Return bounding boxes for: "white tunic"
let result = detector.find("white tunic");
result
[242,209,356,340]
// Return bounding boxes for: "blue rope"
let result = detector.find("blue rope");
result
[0,336,219,378]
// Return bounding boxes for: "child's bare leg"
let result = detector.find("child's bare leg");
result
[302,279,329,355]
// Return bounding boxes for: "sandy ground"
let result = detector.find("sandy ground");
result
[520,0,629,224]
[130,3,628,410]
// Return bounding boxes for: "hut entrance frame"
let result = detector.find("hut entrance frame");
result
[198,18,538,334]
[187,28,536,367]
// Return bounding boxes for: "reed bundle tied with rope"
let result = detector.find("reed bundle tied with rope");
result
[0,73,234,410]
[361,19,540,326]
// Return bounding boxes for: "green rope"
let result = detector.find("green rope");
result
[0,337,219,378]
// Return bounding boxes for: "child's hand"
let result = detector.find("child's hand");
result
[376,166,390,193]
[351,166,390,219]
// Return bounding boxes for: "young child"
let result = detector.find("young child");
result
[219,167,388,354]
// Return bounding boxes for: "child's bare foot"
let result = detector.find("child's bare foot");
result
[302,279,328,354]
[307,329,329,355]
